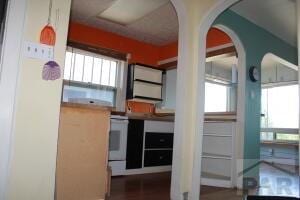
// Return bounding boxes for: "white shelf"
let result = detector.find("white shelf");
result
[203,133,232,137]
[202,153,232,160]
[201,172,232,188]
[201,122,236,188]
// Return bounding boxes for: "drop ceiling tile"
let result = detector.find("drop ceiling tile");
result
[71,0,178,45]
[71,0,115,22]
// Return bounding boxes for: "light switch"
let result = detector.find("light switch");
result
[24,41,54,61]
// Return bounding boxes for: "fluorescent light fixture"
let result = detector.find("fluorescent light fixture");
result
[98,0,169,25]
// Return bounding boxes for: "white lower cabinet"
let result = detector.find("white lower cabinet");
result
[201,121,236,188]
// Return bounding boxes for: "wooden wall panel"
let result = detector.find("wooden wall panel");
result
[56,106,110,200]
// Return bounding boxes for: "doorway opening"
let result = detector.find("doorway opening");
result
[260,53,299,197]
[55,0,179,199]
[199,25,245,200]
[194,0,300,199]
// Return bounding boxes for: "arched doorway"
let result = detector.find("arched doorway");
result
[191,0,300,199]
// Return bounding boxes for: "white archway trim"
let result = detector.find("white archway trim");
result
[0,0,27,199]
[296,0,300,175]
[214,24,246,190]
[169,0,189,199]
[263,53,298,71]
[190,1,242,199]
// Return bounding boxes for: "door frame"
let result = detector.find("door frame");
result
[189,1,243,199]
[0,0,27,198]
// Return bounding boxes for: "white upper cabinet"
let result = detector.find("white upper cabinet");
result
[134,65,163,84]
[127,64,163,103]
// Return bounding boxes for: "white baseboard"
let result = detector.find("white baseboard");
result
[125,166,172,175]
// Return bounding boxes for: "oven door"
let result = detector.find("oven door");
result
[109,119,128,161]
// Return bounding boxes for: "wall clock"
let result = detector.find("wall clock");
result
[249,66,259,82]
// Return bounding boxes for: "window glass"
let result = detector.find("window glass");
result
[261,84,299,128]
[101,59,111,86]
[276,133,299,141]
[63,49,118,87]
[63,48,120,107]
[63,52,72,80]
[205,82,228,112]
[82,56,93,83]
[260,132,274,141]
[73,54,84,81]
[92,58,102,84]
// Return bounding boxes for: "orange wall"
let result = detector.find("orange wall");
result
[68,23,232,113]
[68,22,160,66]
[207,28,231,49]
[158,28,232,61]
[68,22,232,66]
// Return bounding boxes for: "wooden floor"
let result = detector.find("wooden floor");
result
[107,172,243,200]
[107,163,299,200]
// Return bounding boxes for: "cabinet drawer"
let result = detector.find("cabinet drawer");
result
[134,65,162,83]
[145,132,173,149]
[133,81,162,99]
[144,150,173,167]
[144,121,174,133]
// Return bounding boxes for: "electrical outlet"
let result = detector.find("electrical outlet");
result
[24,41,54,61]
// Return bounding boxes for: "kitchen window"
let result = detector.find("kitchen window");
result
[205,81,231,112]
[261,84,299,129]
[261,84,299,142]
[62,47,127,110]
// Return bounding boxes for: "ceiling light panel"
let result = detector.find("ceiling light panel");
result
[98,0,169,25]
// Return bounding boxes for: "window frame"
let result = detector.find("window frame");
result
[64,47,120,87]
[62,46,127,110]
[260,82,299,143]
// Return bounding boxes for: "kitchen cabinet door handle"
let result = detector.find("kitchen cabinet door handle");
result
[159,139,165,142]
[159,156,164,160]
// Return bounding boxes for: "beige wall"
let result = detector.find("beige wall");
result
[4,0,238,199]
[6,0,71,199]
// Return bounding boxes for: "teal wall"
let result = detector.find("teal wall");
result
[213,10,298,180]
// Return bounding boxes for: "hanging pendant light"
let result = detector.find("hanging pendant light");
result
[40,0,56,46]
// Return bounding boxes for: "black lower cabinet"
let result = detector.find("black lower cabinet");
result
[126,119,144,169]
[145,132,173,149]
[144,150,173,167]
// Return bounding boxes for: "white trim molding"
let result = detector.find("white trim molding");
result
[169,0,188,199]
[158,56,178,65]
[214,24,246,190]
[296,0,300,175]
[157,43,234,66]
[206,42,234,52]
[263,53,298,71]
[0,0,27,199]
[189,1,242,199]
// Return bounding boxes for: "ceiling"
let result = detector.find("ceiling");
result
[70,0,297,47]
[231,0,297,46]
[70,0,178,46]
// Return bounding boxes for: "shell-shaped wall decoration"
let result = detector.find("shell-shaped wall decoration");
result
[42,61,61,81]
